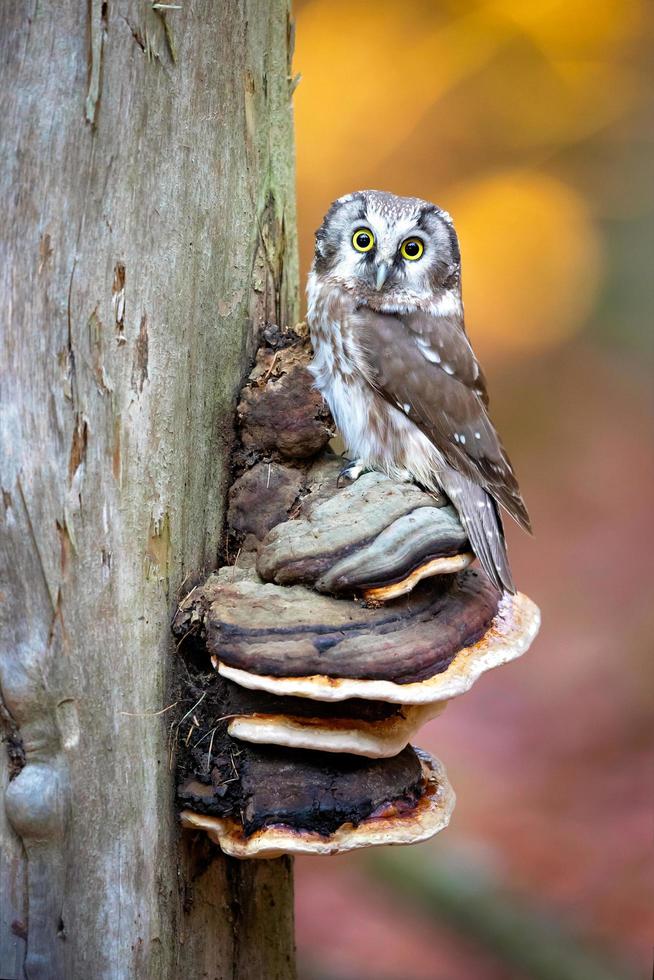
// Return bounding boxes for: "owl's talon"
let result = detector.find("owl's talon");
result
[337,460,366,488]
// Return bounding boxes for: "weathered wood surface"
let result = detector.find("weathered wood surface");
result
[0,2,297,978]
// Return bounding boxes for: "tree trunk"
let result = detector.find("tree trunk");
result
[0,2,297,977]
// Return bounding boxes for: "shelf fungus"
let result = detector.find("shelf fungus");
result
[178,744,453,859]
[173,324,540,857]
[257,456,475,602]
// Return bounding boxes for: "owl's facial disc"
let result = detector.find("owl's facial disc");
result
[314,190,460,304]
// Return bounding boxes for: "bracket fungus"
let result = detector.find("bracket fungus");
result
[257,456,475,601]
[173,325,540,857]
[178,741,453,859]
[226,700,447,760]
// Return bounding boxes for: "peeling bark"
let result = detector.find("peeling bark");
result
[0,1,297,977]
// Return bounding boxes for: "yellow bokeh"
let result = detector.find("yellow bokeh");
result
[444,171,603,357]
[295,2,519,193]
[294,0,645,355]
[486,0,644,52]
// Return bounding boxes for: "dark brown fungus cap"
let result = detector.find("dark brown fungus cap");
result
[180,747,454,858]
[214,579,538,704]
[172,564,539,705]
[204,565,498,683]
[227,461,305,544]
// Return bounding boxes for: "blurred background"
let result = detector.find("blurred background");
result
[291,2,653,978]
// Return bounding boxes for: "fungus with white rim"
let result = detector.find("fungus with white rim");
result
[210,586,539,704]
[179,749,454,859]
[256,456,474,601]
[226,701,447,759]
[193,565,502,688]
[183,677,446,759]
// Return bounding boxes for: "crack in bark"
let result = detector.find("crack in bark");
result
[0,696,26,778]
[131,314,149,393]
[85,0,107,125]
[16,476,58,614]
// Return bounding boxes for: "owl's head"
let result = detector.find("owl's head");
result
[312,190,461,309]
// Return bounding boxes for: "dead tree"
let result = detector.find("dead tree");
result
[0,2,297,977]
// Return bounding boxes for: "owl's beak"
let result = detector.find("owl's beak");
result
[374,261,390,291]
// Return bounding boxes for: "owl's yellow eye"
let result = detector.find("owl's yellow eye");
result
[352,228,375,253]
[400,237,424,261]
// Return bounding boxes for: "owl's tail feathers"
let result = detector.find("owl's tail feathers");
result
[439,469,515,594]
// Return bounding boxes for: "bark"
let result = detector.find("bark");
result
[0,2,297,978]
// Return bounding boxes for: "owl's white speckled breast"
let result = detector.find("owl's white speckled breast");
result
[306,271,445,490]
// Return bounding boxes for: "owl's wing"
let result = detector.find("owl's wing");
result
[353,307,531,533]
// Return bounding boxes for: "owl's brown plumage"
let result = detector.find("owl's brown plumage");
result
[307,190,531,593]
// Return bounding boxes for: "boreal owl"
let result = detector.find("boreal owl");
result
[307,190,531,593]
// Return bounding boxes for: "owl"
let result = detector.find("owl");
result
[306,189,531,594]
